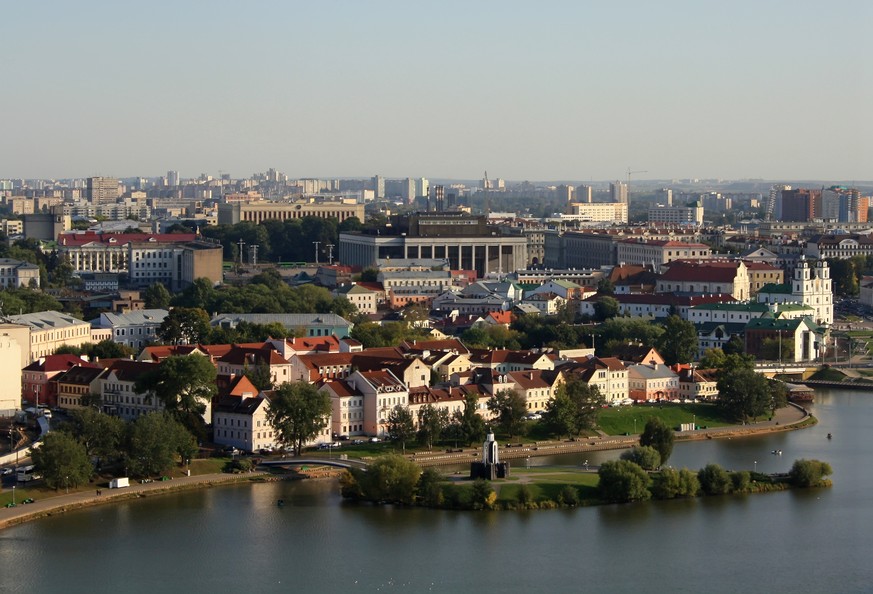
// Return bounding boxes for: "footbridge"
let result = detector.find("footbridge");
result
[259,458,369,471]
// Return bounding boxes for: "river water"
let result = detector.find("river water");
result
[0,389,870,594]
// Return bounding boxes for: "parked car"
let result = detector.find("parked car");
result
[369,437,381,443]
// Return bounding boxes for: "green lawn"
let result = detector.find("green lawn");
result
[596,403,734,435]
[808,368,850,382]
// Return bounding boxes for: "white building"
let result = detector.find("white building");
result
[0,335,22,416]
[93,309,168,350]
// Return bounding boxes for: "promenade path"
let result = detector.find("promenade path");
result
[0,471,268,531]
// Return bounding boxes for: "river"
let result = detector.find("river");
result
[0,389,870,593]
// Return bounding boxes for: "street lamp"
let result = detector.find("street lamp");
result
[65,475,69,494]
[12,485,15,506]
[754,460,757,473]
[633,418,637,434]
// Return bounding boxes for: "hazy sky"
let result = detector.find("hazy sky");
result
[3,1,872,182]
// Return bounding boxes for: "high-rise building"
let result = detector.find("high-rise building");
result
[576,184,593,203]
[555,185,575,202]
[372,175,385,199]
[167,171,179,187]
[87,177,120,205]
[657,188,673,207]
[610,181,628,204]
[416,177,429,200]
[404,178,416,204]
[431,185,445,212]
[781,188,821,222]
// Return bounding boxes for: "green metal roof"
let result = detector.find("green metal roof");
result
[757,283,793,294]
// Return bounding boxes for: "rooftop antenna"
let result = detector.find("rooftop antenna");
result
[484,170,490,217]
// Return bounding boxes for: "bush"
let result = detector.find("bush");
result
[651,467,681,499]
[678,469,701,497]
[470,478,496,510]
[789,459,833,487]
[698,464,732,495]
[223,458,253,474]
[620,446,661,470]
[417,468,445,507]
[516,484,534,507]
[598,460,651,503]
[348,455,421,504]
[558,485,580,506]
[731,471,751,492]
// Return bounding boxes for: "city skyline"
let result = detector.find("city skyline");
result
[3,1,871,181]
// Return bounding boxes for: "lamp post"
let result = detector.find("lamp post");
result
[12,485,15,506]
[633,418,637,434]
[65,475,69,494]
[754,460,757,474]
[693,414,696,430]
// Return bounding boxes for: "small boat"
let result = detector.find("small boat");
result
[827,433,832,440]
[771,449,783,455]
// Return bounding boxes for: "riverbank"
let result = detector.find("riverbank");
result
[0,471,271,531]
[0,404,814,531]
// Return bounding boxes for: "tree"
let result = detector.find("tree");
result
[639,417,674,465]
[417,467,445,507]
[487,389,528,438]
[470,478,497,510]
[417,404,449,450]
[125,412,196,477]
[65,408,125,461]
[768,380,788,415]
[656,315,698,365]
[698,463,732,495]
[699,348,727,370]
[722,335,745,355]
[543,378,605,438]
[651,467,700,499]
[157,307,211,345]
[716,354,770,423]
[31,431,93,490]
[597,460,651,503]
[596,277,615,295]
[344,455,421,504]
[620,445,662,470]
[593,296,620,321]
[789,459,833,487]
[386,405,416,453]
[245,362,275,392]
[759,337,795,361]
[267,382,332,456]
[135,355,217,418]
[451,392,487,446]
[143,283,172,309]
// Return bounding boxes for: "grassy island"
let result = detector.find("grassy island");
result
[339,455,833,511]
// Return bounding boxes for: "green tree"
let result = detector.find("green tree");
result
[768,380,788,415]
[789,459,833,487]
[125,412,196,477]
[158,307,211,345]
[593,296,620,321]
[487,389,528,438]
[135,355,217,418]
[417,404,449,450]
[451,392,487,446]
[759,337,795,361]
[716,354,770,423]
[470,478,497,510]
[656,315,698,365]
[416,467,445,507]
[597,460,651,503]
[699,347,727,369]
[543,378,605,438]
[698,463,732,495]
[267,382,332,456]
[639,417,674,465]
[386,405,416,453]
[31,431,93,490]
[345,455,421,504]
[651,467,700,499]
[722,335,745,355]
[244,362,275,392]
[620,445,662,470]
[65,408,125,461]
[143,283,172,309]
[596,277,615,295]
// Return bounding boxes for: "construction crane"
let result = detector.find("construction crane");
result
[626,167,647,205]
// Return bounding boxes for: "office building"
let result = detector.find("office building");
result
[87,177,120,205]
[610,181,628,204]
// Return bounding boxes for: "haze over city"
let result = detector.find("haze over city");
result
[3,1,871,181]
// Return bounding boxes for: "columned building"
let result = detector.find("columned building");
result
[340,213,527,277]
[217,201,364,225]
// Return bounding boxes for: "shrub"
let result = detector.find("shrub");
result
[598,460,651,503]
[517,484,534,507]
[417,468,445,507]
[470,478,496,510]
[621,446,661,470]
[678,469,700,497]
[558,485,580,506]
[223,458,253,474]
[651,467,681,499]
[731,471,751,492]
[698,464,732,495]
[789,459,833,487]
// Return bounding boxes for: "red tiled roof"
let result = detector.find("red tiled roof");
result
[24,354,98,373]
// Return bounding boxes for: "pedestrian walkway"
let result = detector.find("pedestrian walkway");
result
[0,471,266,530]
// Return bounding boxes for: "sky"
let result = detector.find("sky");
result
[3,1,872,182]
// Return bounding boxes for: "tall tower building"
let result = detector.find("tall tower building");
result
[167,171,179,187]
[576,184,593,203]
[372,175,385,199]
[657,188,673,207]
[610,181,628,204]
[87,177,120,205]
[431,185,445,212]
[404,178,416,204]
[416,177,429,200]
